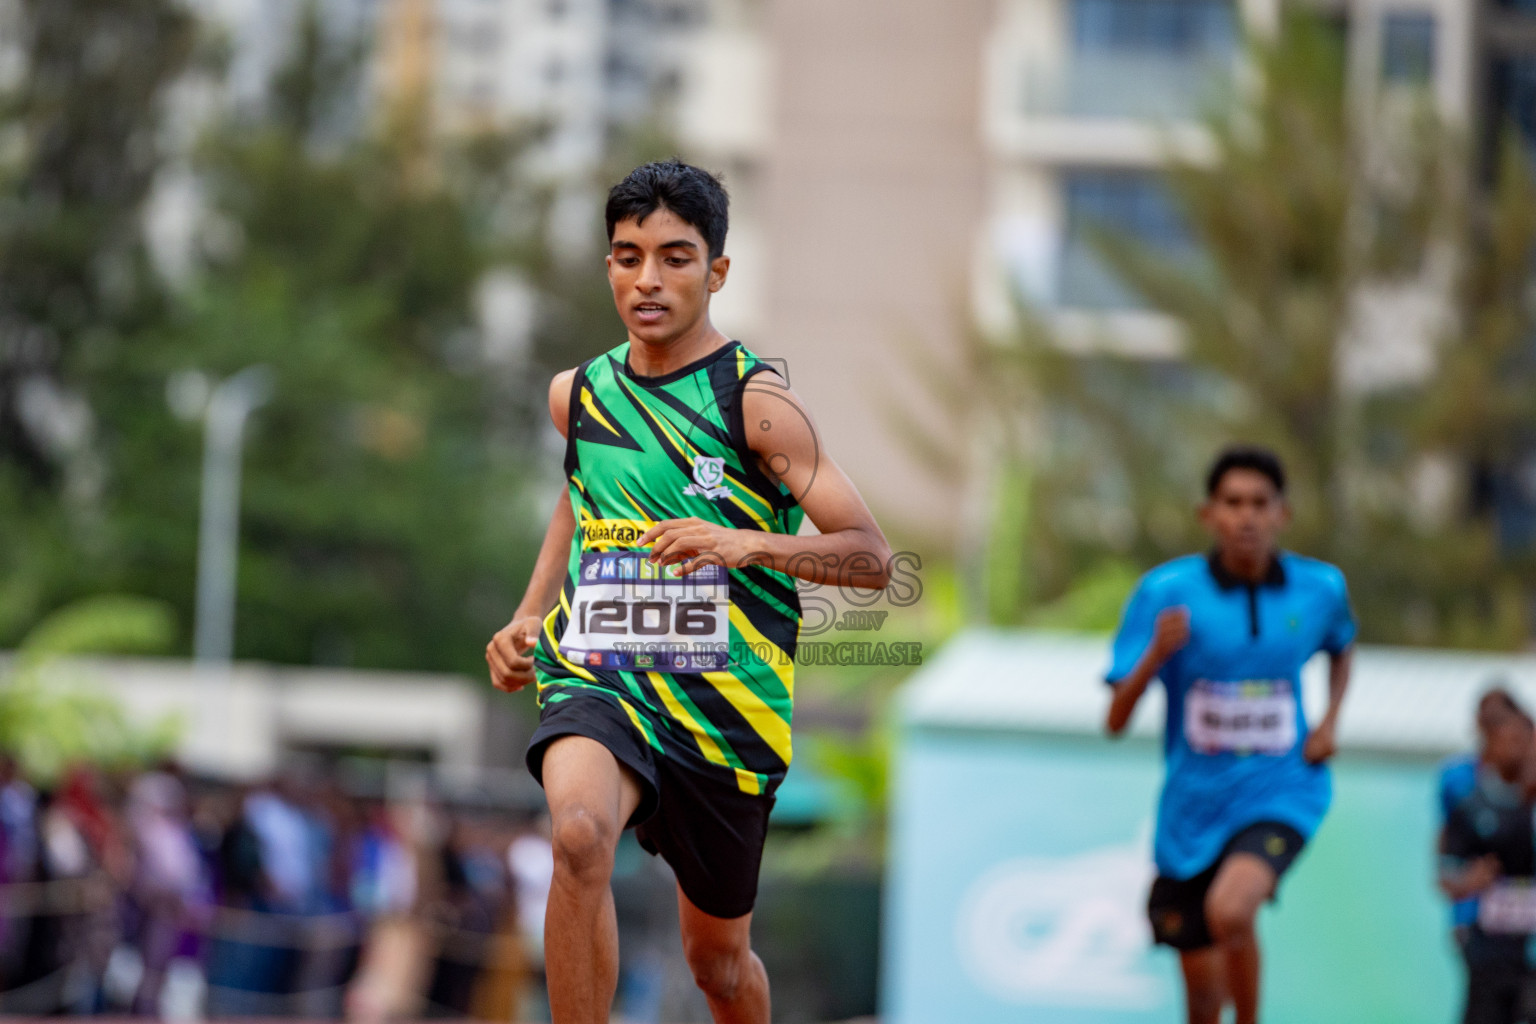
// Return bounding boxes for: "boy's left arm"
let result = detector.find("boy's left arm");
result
[641,371,893,589]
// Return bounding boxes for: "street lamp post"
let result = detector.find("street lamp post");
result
[193,366,274,665]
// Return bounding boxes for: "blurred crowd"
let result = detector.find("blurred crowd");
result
[0,757,555,1020]
[1438,687,1536,1024]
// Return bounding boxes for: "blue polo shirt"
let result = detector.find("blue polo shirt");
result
[1106,551,1357,879]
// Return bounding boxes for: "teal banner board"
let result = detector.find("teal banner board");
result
[884,728,1462,1024]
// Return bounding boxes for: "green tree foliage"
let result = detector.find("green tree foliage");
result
[0,0,195,483]
[2,2,624,673]
[16,594,175,663]
[1365,135,1536,648]
[964,6,1536,646]
[2,595,181,784]
[89,11,551,672]
[0,0,195,636]
[1085,10,1456,545]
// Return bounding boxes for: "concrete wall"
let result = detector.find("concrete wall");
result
[762,0,996,545]
[56,657,486,781]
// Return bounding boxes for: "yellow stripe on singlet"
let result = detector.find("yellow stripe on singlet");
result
[580,387,625,439]
[700,668,792,767]
[734,768,761,795]
[542,607,597,683]
[646,672,732,769]
[728,604,795,701]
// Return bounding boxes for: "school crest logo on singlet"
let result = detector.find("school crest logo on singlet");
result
[683,455,733,500]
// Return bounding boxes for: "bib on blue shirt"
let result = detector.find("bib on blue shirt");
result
[1106,551,1356,879]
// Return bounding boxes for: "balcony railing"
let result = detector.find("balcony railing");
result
[1021,52,1235,121]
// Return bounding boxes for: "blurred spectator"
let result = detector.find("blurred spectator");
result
[507,814,553,962]
[123,771,207,1015]
[245,779,316,913]
[0,754,39,989]
[1440,690,1536,1024]
[345,799,440,1022]
[422,818,507,1017]
[1437,689,1522,949]
[52,768,121,1013]
[0,756,550,1019]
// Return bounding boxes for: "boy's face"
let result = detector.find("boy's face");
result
[1482,713,1533,781]
[1199,468,1289,562]
[605,207,729,346]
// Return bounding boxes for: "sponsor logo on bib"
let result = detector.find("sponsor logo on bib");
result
[558,551,732,672]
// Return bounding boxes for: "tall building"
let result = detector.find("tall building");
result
[377,0,756,168]
[977,0,1472,350]
[185,0,1489,544]
[761,0,995,542]
[189,0,381,118]
[174,0,769,345]
[1473,0,1536,546]
[189,0,755,186]
[377,0,770,330]
[668,0,772,341]
[1479,0,1536,169]
[760,0,1477,543]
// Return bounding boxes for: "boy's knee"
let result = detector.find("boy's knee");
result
[682,937,750,1003]
[550,807,617,885]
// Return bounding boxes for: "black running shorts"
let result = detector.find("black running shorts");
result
[1463,960,1536,1024]
[526,692,775,920]
[1147,820,1307,951]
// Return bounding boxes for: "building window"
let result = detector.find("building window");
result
[1072,0,1236,55]
[1058,170,1195,310]
[1050,0,1237,119]
[1382,12,1436,84]
[1491,57,1536,163]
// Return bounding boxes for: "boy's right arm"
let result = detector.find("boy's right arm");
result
[1439,801,1501,901]
[1440,843,1501,901]
[486,369,577,694]
[1105,607,1189,736]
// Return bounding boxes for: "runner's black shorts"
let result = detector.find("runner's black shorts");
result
[1147,821,1307,951]
[1463,959,1536,1024]
[525,692,775,920]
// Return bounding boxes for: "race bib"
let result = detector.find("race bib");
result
[1479,881,1536,935]
[558,551,730,672]
[1183,679,1297,755]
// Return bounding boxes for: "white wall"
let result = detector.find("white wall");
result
[49,657,486,781]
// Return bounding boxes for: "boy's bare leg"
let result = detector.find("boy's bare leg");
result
[1206,853,1276,1024]
[677,887,770,1024]
[542,735,644,1024]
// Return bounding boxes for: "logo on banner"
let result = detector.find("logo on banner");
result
[956,828,1167,1010]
